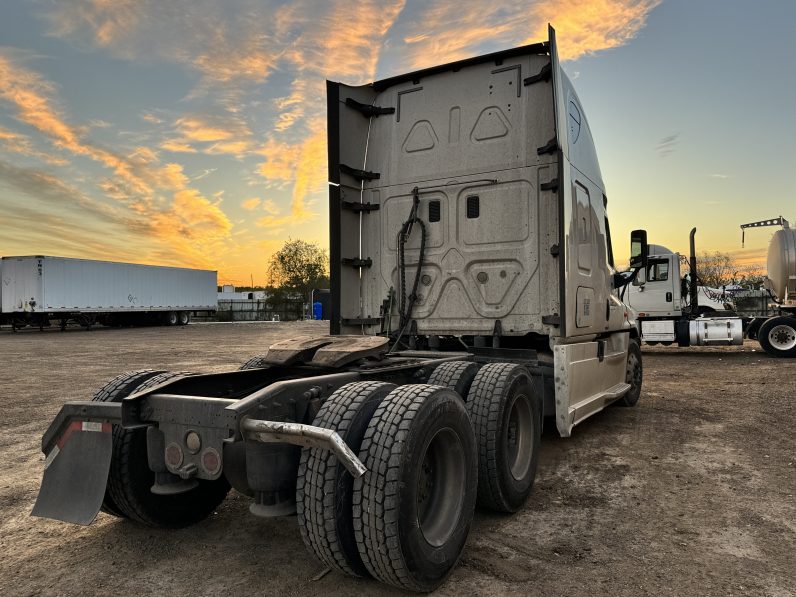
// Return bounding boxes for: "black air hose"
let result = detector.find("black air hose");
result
[392,187,427,349]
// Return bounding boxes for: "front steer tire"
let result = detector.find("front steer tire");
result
[468,363,541,513]
[106,371,230,528]
[353,384,478,592]
[296,381,396,577]
[619,340,643,406]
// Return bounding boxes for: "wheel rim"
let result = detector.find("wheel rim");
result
[416,427,466,547]
[505,393,534,481]
[768,324,796,350]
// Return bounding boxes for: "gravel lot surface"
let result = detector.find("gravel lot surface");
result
[0,322,794,596]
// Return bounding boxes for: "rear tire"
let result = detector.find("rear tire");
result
[758,316,796,358]
[467,363,541,513]
[107,371,230,527]
[426,361,480,400]
[619,340,643,406]
[239,354,270,370]
[91,370,165,518]
[165,311,178,326]
[353,385,477,592]
[178,312,190,326]
[297,381,395,577]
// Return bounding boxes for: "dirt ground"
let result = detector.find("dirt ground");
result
[0,321,794,596]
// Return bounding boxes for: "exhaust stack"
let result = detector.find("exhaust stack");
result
[689,227,699,315]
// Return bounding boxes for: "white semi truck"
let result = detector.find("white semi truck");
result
[33,28,647,592]
[0,256,217,330]
[623,222,796,357]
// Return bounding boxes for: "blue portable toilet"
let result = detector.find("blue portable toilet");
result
[313,301,323,321]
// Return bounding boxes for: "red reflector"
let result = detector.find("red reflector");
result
[57,421,111,449]
[201,448,221,475]
[165,443,184,468]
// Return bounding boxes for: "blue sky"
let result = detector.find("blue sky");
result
[0,0,793,284]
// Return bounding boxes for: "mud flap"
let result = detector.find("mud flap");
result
[32,422,113,525]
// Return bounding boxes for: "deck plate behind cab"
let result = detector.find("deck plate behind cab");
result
[264,335,388,368]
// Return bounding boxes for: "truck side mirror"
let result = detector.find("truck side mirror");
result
[630,230,648,270]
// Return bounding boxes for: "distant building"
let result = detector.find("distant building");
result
[217,285,267,301]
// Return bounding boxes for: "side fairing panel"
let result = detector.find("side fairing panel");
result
[550,27,620,338]
[327,82,378,334]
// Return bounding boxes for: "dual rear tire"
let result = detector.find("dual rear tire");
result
[297,381,478,592]
[298,363,542,591]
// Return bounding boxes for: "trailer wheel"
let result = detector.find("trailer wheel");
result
[91,369,166,518]
[426,361,480,400]
[758,316,796,358]
[165,311,178,326]
[467,363,540,513]
[238,354,270,370]
[619,340,643,406]
[178,312,190,326]
[297,381,396,577]
[106,371,230,527]
[354,385,477,592]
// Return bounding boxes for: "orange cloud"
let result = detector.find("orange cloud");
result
[255,125,326,224]
[0,125,69,166]
[160,139,197,153]
[527,0,662,60]
[400,0,660,69]
[161,114,253,156]
[0,53,152,197]
[0,51,234,268]
[242,197,261,210]
[175,115,237,142]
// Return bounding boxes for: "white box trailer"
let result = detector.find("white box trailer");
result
[1,255,217,329]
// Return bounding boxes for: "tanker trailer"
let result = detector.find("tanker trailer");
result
[741,216,796,357]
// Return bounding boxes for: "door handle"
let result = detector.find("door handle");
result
[666,291,672,302]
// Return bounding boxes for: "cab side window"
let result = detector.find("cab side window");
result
[646,259,669,282]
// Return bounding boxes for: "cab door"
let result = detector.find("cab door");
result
[627,255,679,316]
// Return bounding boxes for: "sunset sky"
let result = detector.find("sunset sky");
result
[0,0,793,285]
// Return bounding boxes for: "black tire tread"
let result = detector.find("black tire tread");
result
[620,340,643,406]
[91,369,165,517]
[296,381,395,577]
[239,354,270,370]
[758,316,796,358]
[106,371,229,527]
[353,384,456,591]
[426,361,480,399]
[467,363,533,512]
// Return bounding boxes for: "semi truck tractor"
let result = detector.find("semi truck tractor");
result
[32,27,646,592]
[624,221,796,357]
[0,256,217,330]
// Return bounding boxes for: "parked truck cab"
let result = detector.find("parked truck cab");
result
[32,27,644,592]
